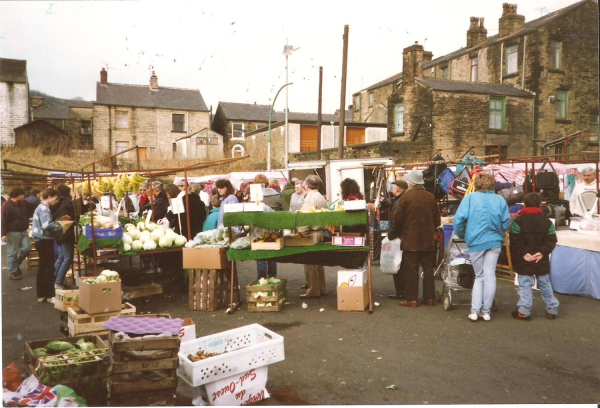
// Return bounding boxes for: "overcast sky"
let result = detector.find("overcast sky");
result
[0,0,579,114]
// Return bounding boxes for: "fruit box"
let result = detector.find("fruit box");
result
[251,238,284,251]
[283,231,323,247]
[78,280,122,314]
[332,235,366,246]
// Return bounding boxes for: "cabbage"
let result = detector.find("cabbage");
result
[137,221,146,231]
[128,229,141,240]
[131,240,143,251]
[45,341,76,352]
[150,228,165,241]
[122,234,133,245]
[100,270,120,281]
[95,275,108,283]
[145,222,157,232]
[139,231,151,244]
[174,235,187,246]
[159,236,173,248]
[165,229,178,240]
[143,240,157,250]
[124,223,135,231]
[124,243,131,252]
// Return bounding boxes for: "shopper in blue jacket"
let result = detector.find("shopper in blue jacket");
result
[203,195,221,231]
[453,173,510,322]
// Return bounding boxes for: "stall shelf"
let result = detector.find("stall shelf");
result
[224,210,373,314]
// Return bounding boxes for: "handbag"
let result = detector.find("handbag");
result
[535,162,559,190]
[449,167,471,198]
[457,264,475,289]
[498,185,525,205]
[438,168,455,195]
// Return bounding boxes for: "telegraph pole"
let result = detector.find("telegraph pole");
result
[338,25,349,159]
[317,66,323,160]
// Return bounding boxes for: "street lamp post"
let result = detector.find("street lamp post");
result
[267,82,293,171]
[283,40,299,169]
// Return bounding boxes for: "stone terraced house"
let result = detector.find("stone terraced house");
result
[0,58,29,146]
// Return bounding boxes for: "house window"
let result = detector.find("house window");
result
[116,141,129,158]
[505,44,518,75]
[470,57,478,82]
[80,120,92,135]
[368,92,374,108]
[554,144,564,156]
[115,111,128,129]
[231,123,244,139]
[209,137,219,145]
[441,66,449,80]
[485,145,508,161]
[549,41,561,70]
[489,97,505,130]
[172,114,185,132]
[232,144,245,158]
[556,90,568,120]
[394,103,404,134]
[354,95,360,112]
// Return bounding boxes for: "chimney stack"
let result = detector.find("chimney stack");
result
[499,3,525,38]
[402,41,426,81]
[100,67,108,85]
[150,71,158,90]
[467,17,487,48]
[30,96,44,110]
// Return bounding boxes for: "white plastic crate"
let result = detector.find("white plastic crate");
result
[177,323,285,387]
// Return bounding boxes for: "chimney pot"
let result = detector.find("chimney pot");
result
[150,71,158,90]
[467,16,488,48]
[100,67,108,85]
[499,3,524,37]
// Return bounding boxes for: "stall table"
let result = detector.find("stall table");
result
[550,230,600,300]
[224,210,372,313]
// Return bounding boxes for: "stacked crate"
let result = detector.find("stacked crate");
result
[67,303,136,337]
[188,269,231,311]
[26,237,39,269]
[246,279,287,313]
[107,322,180,406]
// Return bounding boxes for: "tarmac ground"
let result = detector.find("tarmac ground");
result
[2,243,599,405]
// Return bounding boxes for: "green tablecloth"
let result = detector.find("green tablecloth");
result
[227,242,369,269]
[77,235,125,257]
[223,210,367,229]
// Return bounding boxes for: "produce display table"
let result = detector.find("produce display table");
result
[550,230,600,300]
[224,210,373,313]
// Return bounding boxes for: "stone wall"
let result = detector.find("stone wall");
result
[93,105,210,157]
[352,82,394,123]
[0,82,29,146]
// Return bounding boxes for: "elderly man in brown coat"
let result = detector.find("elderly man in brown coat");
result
[392,170,441,307]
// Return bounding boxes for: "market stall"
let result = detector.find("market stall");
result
[223,209,373,313]
[550,229,600,300]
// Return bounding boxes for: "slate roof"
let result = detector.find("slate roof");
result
[13,119,68,134]
[96,82,209,111]
[353,71,403,96]
[34,99,93,120]
[218,102,353,123]
[0,58,28,83]
[416,78,534,97]
[423,0,593,69]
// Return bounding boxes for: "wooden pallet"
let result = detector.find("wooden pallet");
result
[68,303,136,337]
[188,269,231,311]
[108,329,179,405]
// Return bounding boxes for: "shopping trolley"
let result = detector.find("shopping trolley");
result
[435,234,498,312]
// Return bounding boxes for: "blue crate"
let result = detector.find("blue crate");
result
[83,225,123,240]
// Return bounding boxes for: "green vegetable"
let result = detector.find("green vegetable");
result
[45,341,76,352]
[33,347,47,357]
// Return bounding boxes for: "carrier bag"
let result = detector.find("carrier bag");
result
[449,167,471,198]
[380,237,402,274]
[535,161,559,190]
[457,263,475,289]
[498,185,524,205]
[438,168,455,195]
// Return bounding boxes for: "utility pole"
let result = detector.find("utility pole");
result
[317,66,323,160]
[267,83,293,171]
[338,25,349,159]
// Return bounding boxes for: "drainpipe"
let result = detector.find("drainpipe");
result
[521,36,527,89]
[108,106,112,155]
[500,42,504,83]
[531,93,536,154]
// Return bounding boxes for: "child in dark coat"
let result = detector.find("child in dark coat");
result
[509,193,559,320]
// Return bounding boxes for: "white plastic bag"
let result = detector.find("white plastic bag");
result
[380,237,402,274]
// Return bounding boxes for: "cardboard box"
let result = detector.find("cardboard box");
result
[83,225,123,240]
[337,285,368,311]
[332,235,366,246]
[179,318,196,344]
[284,231,323,247]
[182,247,229,269]
[343,200,366,211]
[243,202,266,212]
[337,269,367,287]
[223,203,244,213]
[78,280,122,314]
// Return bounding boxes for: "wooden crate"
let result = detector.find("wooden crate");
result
[188,269,231,312]
[251,238,284,250]
[108,389,175,407]
[68,303,136,337]
[24,335,109,386]
[54,289,79,312]
[246,279,287,303]
[108,329,179,404]
[247,298,286,313]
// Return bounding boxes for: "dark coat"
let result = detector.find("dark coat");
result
[51,195,75,244]
[167,192,206,239]
[387,193,403,240]
[1,200,29,236]
[24,194,40,218]
[509,209,557,276]
[152,191,169,221]
[392,186,440,251]
[281,182,295,211]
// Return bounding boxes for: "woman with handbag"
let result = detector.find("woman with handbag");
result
[453,173,510,322]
